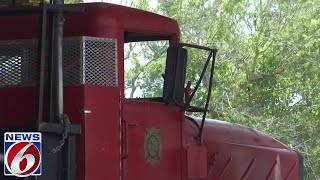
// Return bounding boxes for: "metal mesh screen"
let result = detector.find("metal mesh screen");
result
[63,38,83,85]
[83,37,117,86]
[0,40,37,87]
[0,37,117,87]
[0,54,23,86]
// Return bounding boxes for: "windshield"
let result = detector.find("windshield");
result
[124,40,169,99]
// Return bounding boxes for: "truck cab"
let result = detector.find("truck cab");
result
[0,2,302,180]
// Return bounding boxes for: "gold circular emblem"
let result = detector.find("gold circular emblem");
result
[144,128,162,165]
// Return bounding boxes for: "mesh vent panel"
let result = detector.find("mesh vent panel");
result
[63,38,83,85]
[84,37,117,86]
[0,37,117,87]
[0,55,22,86]
[0,41,37,87]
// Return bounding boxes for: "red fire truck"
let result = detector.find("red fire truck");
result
[0,1,303,180]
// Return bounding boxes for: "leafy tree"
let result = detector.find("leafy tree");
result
[124,41,168,98]
[126,0,320,179]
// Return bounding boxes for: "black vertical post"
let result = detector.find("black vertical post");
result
[33,5,48,180]
[52,0,64,123]
[47,12,54,123]
[52,1,71,180]
[34,6,47,131]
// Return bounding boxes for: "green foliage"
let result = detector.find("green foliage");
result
[127,0,320,179]
[124,41,168,98]
[64,0,82,3]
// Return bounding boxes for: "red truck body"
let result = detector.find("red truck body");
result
[0,3,302,180]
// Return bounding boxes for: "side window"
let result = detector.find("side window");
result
[124,40,169,99]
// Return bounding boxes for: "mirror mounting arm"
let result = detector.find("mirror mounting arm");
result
[179,43,217,141]
[163,43,217,141]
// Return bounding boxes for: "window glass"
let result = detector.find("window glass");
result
[124,40,169,99]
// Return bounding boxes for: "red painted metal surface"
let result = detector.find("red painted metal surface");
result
[84,86,120,180]
[0,88,36,126]
[0,86,84,126]
[183,118,299,180]
[187,144,207,179]
[122,101,183,180]
[0,3,301,180]
[0,3,180,40]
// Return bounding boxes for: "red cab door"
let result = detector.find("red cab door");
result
[122,101,183,180]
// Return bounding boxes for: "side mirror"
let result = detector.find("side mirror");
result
[163,46,188,105]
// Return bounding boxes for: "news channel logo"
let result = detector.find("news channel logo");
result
[4,132,41,177]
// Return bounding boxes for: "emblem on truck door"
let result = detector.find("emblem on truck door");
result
[144,128,162,165]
